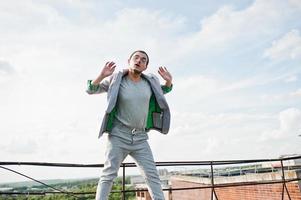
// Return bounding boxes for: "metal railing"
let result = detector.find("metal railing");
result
[1,155,301,200]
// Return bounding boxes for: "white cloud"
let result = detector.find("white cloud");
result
[106,8,186,37]
[260,108,301,140]
[0,3,187,77]
[0,0,299,77]
[288,0,301,10]
[3,137,38,155]
[264,29,301,60]
[279,108,301,132]
[0,1,66,33]
[173,72,299,114]
[0,59,14,75]
[171,111,273,136]
[175,75,221,97]
[149,111,276,161]
[284,75,298,82]
[290,88,301,97]
[261,88,301,102]
[176,0,297,57]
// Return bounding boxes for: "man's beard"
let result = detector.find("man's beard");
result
[133,68,142,75]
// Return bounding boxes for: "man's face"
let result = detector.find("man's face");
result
[128,52,148,74]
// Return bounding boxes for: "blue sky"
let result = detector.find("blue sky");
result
[0,0,300,183]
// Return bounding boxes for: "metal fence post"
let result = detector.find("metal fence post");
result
[280,160,291,200]
[122,163,126,200]
[210,161,218,200]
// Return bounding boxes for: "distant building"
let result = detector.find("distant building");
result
[131,175,145,186]
[130,155,301,199]
[135,183,172,200]
[170,155,301,200]
[135,184,152,200]
[0,187,13,192]
[131,172,172,200]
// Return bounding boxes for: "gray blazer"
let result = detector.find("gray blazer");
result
[86,70,172,138]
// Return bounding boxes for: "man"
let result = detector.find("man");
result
[86,50,173,200]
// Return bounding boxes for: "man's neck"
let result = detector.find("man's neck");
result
[128,69,142,82]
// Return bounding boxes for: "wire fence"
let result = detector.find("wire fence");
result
[1,155,301,200]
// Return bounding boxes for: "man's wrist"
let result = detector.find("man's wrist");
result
[165,81,172,88]
[92,74,106,85]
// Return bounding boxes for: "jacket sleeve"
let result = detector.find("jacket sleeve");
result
[149,73,173,95]
[161,84,173,94]
[86,78,110,94]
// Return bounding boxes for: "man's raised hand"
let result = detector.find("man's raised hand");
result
[100,61,116,78]
[158,66,172,87]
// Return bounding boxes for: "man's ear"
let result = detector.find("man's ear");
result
[128,59,130,65]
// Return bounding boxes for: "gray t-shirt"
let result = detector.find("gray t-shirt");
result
[115,75,152,130]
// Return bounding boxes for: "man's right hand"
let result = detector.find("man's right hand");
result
[100,61,116,78]
[92,61,116,85]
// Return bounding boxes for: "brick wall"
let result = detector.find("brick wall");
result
[170,179,301,200]
[171,180,211,200]
[216,183,301,200]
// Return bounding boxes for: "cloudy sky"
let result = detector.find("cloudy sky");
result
[0,0,301,183]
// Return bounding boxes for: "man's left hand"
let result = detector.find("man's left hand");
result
[158,66,172,87]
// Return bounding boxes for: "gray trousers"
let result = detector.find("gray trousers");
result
[95,134,165,200]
